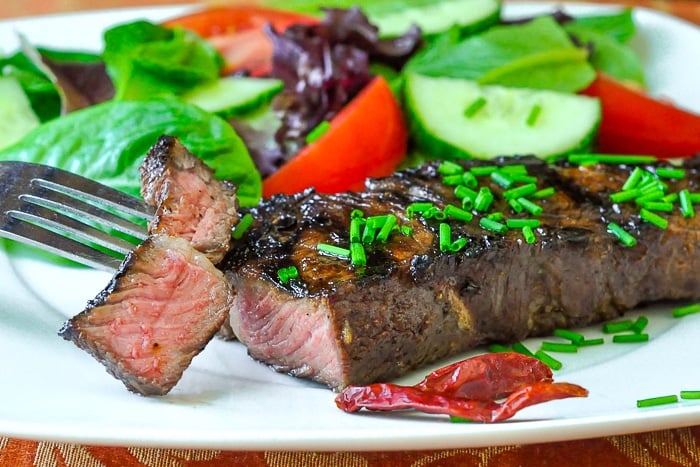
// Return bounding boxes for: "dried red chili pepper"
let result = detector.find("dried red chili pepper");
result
[415,352,554,400]
[335,353,588,422]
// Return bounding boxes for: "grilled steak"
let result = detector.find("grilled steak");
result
[59,234,233,395]
[140,135,239,265]
[220,156,700,391]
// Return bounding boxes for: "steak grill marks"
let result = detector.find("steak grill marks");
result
[221,156,700,391]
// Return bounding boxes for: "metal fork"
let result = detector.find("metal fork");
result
[0,161,153,272]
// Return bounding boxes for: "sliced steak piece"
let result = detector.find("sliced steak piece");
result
[140,135,239,265]
[220,156,700,391]
[59,234,233,395]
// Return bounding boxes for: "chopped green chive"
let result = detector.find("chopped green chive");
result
[631,316,649,334]
[362,224,378,244]
[610,189,641,204]
[350,242,366,267]
[305,120,331,144]
[231,212,254,240]
[491,170,515,189]
[553,329,585,344]
[642,202,674,212]
[508,198,524,214]
[470,165,498,176]
[522,225,536,244]
[442,174,464,186]
[690,192,700,203]
[375,215,397,243]
[607,222,636,247]
[450,415,474,423]
[317,243,351,259]
[474,187,494,212]
[518,198,543,216]
[450,237,468,252]
[506,218,541,229]
[489,344,512,353]
[634,190,665,206]
[526,104,542,126]
[510,174,539,184]
[439,223,452,252]
[503,183,537,200]
[603,319,634,334]
[461,171,478,188]
[499,164,528,174]
[400,225,413,236]
[637,395,678,408]
[512,341,534,357]
[679,189,695,218]
[349,217,364,243]
[577,338,605,346]
[569,154,658,165]
[444,204,473,222]
[535,350,562,370]
[622,167,645,190]
[406,202,434,218]
[350,209,364,219]
[464,97,487,118]
[429,207,447,220]
[480,217,508,234]
[277,266,299,283]
[680,391,700,400]
[486,211,504,222]
[366,215,389,229]
[613,333,649,343]
[662,193,679,203]
[541,341,578,353]
[532,187,555,198]
[639,208,668,229]
[454,185,478,201]
[639,179,666,193]
[655,167,686,179]
[438,160,464,176]
[672,303,700,318]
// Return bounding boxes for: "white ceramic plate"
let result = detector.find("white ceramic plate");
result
[1,3,700,451]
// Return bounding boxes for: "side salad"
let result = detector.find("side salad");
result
[2,0,700,208]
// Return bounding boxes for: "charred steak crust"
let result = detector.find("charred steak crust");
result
[221,156,700,391]
[59,235,234,396]
[139,135,239,265]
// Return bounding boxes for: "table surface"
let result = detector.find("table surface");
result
[2,1,700,466]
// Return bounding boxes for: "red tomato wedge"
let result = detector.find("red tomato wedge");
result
[262,76,408,197]
[162,6,318,75]
[582,73,700,158]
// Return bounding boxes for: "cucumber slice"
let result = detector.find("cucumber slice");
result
[367,0,501,38]
[0,76,40,151]
[405,73,601,160]
[182,76,283,118]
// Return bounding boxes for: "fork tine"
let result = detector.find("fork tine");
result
[0,161,153,272]
[9,202,139,255]
[33,176,152,221]
[20,190,148,240]
[1,216,125,272]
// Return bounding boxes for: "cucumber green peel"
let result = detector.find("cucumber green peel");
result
[405,74,601,160]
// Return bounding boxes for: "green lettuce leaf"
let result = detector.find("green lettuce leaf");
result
[103,21,223,101]
[0,98,262,206]
[404,16,596,92]
[564,9,645,85]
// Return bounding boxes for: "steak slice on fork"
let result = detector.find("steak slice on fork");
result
[59,234,233,395]
[140,135,239,265]
[60,136,237,395]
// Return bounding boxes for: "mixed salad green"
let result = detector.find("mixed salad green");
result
[0,0,696,209]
